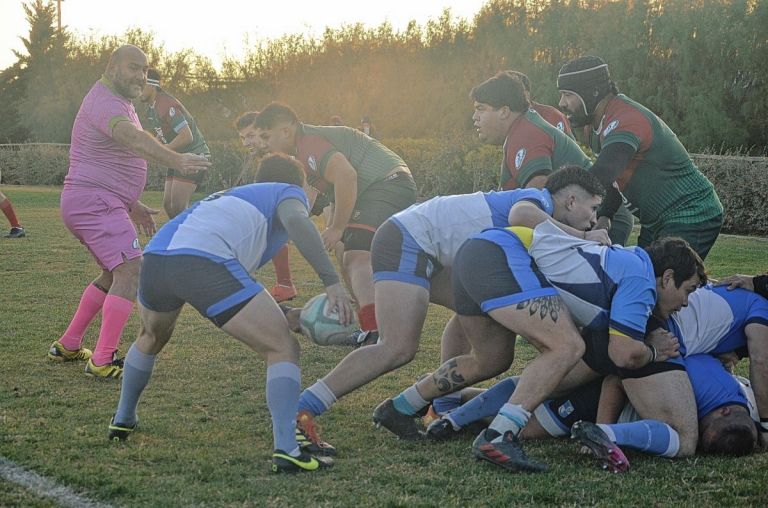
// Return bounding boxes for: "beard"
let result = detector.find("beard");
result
[112,69,144,99]
[565,109,591,128]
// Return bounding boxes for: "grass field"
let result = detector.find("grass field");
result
[1,185,767,507]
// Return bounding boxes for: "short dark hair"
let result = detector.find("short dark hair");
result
[700,418,756,457]
[469,71,530,113]
[645,237,707,288]
[506,70,531,93]
[254,154,306,187]
[255,102,300,129]
[544,165,606,198]
[235,111,259,131]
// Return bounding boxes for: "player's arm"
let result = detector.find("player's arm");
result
[717,273,768,300]
[524,174,548,189]
[320,152,358,249]
[589,143,636,220]
[276,198,353,325]
[165,124,193,152]
[507,200,610,244]
[112,120,210,174]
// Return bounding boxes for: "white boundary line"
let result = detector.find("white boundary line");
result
[0,456,112,508]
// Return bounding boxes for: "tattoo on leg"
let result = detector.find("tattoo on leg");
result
[432,359,466,394]
[516,296,562,322]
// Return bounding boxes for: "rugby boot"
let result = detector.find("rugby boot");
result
[108,416,137,442]
[372,398,423,440]
[296,411,337,456]
[570,420,630,473]
[272,449,333,473]
[47,340,92,362]
[85,353,124,379]
[471,429,548,473]
[4,227,25,238]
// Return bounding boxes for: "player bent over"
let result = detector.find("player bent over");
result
[107,154,353,473]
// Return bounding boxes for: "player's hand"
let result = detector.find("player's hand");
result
[324,282,354,326]
[129,201,159,236]
[321,227,344,251]
[645,328,680,361]
[717,351,741,373]
[585,228,611,245]
[715,274,754,292]
[595,216,611,232]
[177,153,211,175]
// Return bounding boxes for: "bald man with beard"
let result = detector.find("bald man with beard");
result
[47,45,210,379]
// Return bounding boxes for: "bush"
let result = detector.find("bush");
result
[2,142,767,235]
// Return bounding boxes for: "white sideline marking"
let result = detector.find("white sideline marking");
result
[0,456,112,508]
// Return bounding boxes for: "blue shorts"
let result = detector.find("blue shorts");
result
[138,253,264,327]
[371,218,441,290]
[452,229,557,316]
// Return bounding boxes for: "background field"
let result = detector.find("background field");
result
[1,186,767,507]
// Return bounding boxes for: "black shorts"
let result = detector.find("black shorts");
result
[138,253,264,327]
[166,167,208,185]
[342,172,417,251]
[533,377,604,437]
[581,328,686,379]
[371,219,442,289]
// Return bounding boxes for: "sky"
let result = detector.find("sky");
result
[0,0,488,70]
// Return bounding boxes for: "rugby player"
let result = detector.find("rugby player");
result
[107,154,353,473]
[0,186,24,238]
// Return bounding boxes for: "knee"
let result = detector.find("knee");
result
[378,340,418,369]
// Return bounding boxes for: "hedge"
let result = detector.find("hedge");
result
[1,141,766,236]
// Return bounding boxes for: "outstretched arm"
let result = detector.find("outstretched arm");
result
[112,120,210,174]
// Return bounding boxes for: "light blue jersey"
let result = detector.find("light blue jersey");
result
[684,354,756,420]
[145,183,308,271]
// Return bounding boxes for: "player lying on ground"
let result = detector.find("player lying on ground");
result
[107,154,353,474]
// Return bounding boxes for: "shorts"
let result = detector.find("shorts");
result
[166,167,208,185]
[580,328,685,379]
[342,172,417,251]
[139,253,264,327]
[533,377,604,437]
[371,218,442,290]
[452,229,557,316]
[637,214,722,261]
[60,188,142,271]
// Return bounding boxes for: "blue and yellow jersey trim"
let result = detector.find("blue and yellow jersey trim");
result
[504,226,534,249]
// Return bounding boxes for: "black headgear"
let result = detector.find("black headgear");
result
[557,56,613,118]
[146,68,161,88]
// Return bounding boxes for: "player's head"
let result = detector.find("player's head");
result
[545,165,605,232]
[699,404,757,456]
[470,71,530,145]
[557,56,618,128]
[235,111,267,157]
[330,115,344,126]
[254,153,306,188]
[645,237,707,318]
[506,70,532,94]
[105,44,148,100]
[139,68,162,103]
[255,102,300,154]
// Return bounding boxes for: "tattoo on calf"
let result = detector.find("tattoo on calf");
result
[433,359,466,394]
[516,296,562,322]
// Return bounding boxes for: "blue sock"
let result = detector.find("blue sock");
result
[600,420,680,457]
[298,380,336,417]
[448,377,517,429]
[114,344,155,426]
[432,393,462,415]
[266,362,301,455]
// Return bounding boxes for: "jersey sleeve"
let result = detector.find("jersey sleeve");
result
[504,126,556,188]
[609,275,656,340]
[277,185,310,211]
[159,97,189,134]
[600,104,653,153]
[514,188,555,215]
[89,96,134,139]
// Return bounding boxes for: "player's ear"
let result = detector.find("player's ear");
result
[661,268,675,289]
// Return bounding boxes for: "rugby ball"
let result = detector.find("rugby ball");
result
[299,293,358,346]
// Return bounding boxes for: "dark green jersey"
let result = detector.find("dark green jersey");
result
[144,91,209,155]
[587,95,722,227]
[295,124,406,201]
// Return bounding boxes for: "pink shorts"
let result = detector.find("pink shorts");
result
[60,188,142,271]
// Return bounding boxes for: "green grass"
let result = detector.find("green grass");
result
[1,185,767,507]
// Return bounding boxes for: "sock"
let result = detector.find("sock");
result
[91,295,133,366]
[0,199,21,228]
[266,362,301,455]
[432,392,462,416]
[271,245,293,286]
[59,283,108,350]
[114,344,156,426]
[599,420,680,457]
[392,385,429,416]
[298,379,337,417]
[448,377,518,429]
[357,304,377,332]
[488,403,531,440]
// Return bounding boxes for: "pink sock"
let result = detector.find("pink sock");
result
[91,295,134,366]
[59,284,108,350]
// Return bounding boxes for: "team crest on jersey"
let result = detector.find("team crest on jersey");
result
[514,148,527,169]
[307,155,318,172]
[556,121,565,131]
[603,120,619,137]
[558,400,575,418]
[132,238,139,249]
[169,106,176,117]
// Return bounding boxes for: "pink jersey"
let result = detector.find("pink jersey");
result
[66,77,147,206]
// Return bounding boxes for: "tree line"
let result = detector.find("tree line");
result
[1,0,766,152]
